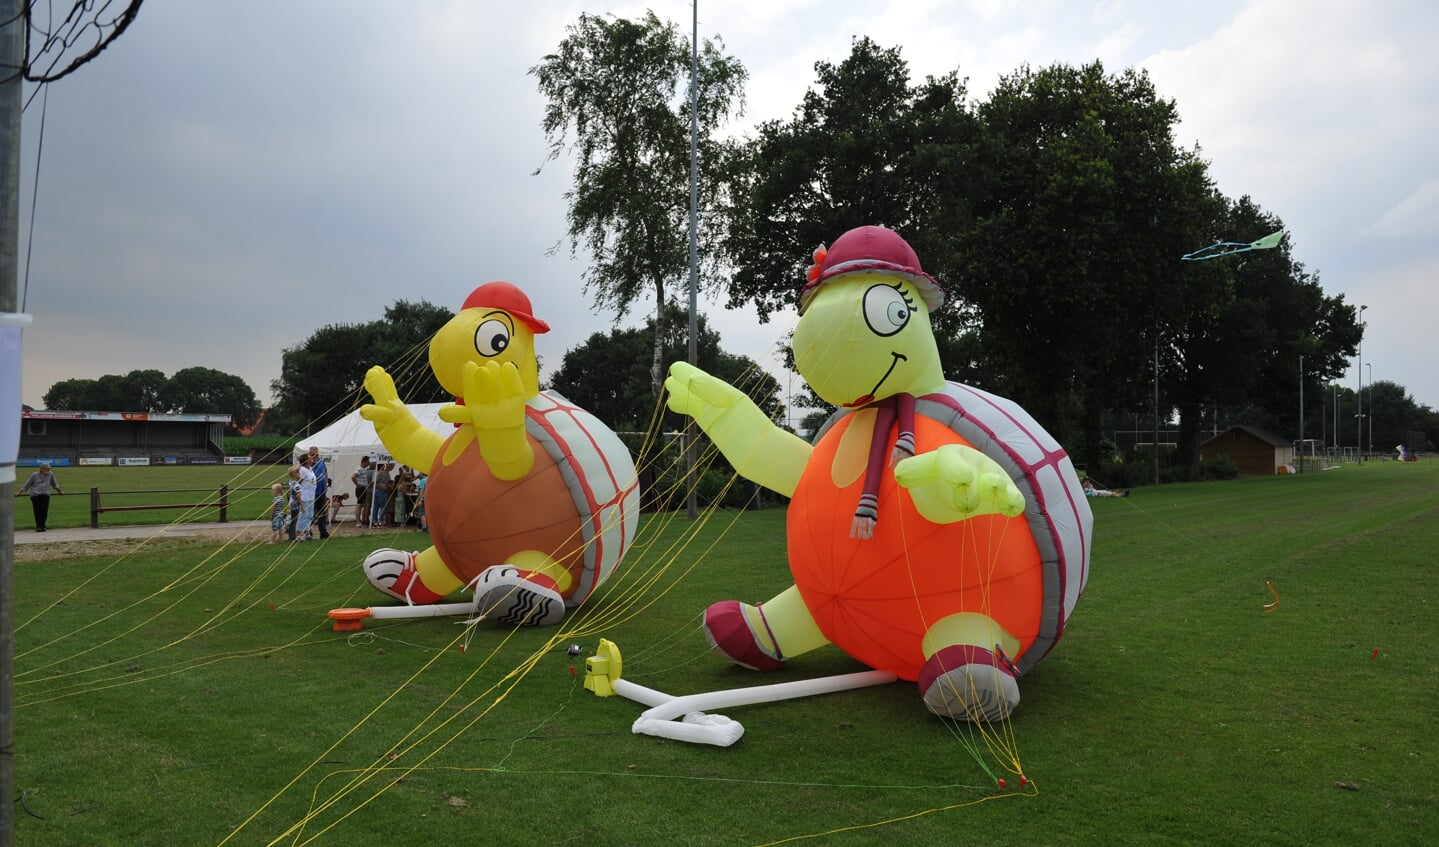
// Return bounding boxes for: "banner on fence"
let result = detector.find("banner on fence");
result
[189,456,219,464]
[118,457,150,467]
[18,457,70,467]
[224,456,252,465]
[79,457,114,466]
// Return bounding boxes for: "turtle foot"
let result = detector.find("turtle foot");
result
[702,600,785,671]
[918,644,1019,722]
[364,549,444,605]
[471,566,566,627]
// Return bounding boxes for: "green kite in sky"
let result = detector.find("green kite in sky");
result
[1181,229,1285,261]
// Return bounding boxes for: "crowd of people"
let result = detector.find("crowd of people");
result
[269,452,426,542]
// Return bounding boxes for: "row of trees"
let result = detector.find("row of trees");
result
[42,367,263,432]
[35,16,1439,465]
[527,18,1394,473]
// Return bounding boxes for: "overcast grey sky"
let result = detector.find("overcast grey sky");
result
[16,0,1439,429]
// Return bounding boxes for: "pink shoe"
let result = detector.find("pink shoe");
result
[363,549,444,605]
[702,600,785,671]
[918,644,1020,722]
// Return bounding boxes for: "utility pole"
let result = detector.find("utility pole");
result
[1,2,25,844]
[1298,355,1304,471]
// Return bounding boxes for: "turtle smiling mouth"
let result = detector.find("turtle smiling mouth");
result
[842,352,907,408]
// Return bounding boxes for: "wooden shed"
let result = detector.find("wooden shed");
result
[1200,425,1295,476]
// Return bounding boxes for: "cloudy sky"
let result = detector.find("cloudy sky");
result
[15,0,1439,429]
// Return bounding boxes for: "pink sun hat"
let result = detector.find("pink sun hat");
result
[798,225,945,315]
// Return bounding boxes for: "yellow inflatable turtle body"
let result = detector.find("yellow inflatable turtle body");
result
[358,281,640,627]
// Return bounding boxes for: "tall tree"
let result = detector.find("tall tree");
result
[722,37,979,333]
[1168,195,1360,474]
[548,301,783,435]
[270,299,453,428]
[162,366,262,431]
[120,368,168,412]
[958,60,1208,465]
[532,11,747,395]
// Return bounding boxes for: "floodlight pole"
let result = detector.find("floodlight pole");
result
[1153,340,1159,486]
[1366,362,1372,455]
[1356,305,1366,462]
[1298,356,1304,472]
[683,1,699,520]
[1,2,23,843]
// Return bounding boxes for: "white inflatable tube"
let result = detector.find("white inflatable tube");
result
[617,670,898,747]
[366,602,474,620]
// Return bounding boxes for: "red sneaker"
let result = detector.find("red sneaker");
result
[702,600,785,671]
[363,549,444,605]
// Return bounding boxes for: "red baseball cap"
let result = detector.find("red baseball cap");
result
[460,281,550,334]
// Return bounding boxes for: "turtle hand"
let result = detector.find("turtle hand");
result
[360,366,409,429]
[459,360,533,480]
[665,361,754,434]
[894,444,1025,524]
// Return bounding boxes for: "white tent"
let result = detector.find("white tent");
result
[294,404,452,521]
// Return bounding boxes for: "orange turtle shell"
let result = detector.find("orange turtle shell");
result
[788,410,1044,681]
[423,391,640,607]
[426,432,585,595]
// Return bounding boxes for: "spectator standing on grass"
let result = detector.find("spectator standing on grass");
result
[414,472,427,531]
[396,464,416,526]
[268,483,288,543]
[16,462,64,532]
[352,455,374,526]
[370,461,394,528]
[285,466,303,541]
[308,446,331,539]
[295,454,318,540]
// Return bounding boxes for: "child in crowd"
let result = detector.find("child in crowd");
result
[269,483,288,543]
[286,466,304,541]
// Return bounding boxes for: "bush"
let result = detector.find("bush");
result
[1198,454,1240,480]
[224,435,298,457]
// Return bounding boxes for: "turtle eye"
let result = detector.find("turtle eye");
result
[862,284,913,337]
[474,319,512,357]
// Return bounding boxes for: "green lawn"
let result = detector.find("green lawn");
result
[12,464,298,529]
[10,462,1437,846]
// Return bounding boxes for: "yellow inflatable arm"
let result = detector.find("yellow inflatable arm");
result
[359,366,445,470]
[664,361,810,497]
[436,360,534,481]
[893,443,1025,524]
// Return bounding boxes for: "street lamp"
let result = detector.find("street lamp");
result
[1357,305,1367,461]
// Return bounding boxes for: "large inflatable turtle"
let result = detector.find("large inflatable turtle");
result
[665,226,1092,721]
[359,281,640,626]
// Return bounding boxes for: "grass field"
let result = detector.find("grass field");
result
[9,462,1438,846]
[11,464,303,530]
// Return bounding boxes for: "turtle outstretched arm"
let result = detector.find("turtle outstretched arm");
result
[665,361,810,496]
[359,366,446,470]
